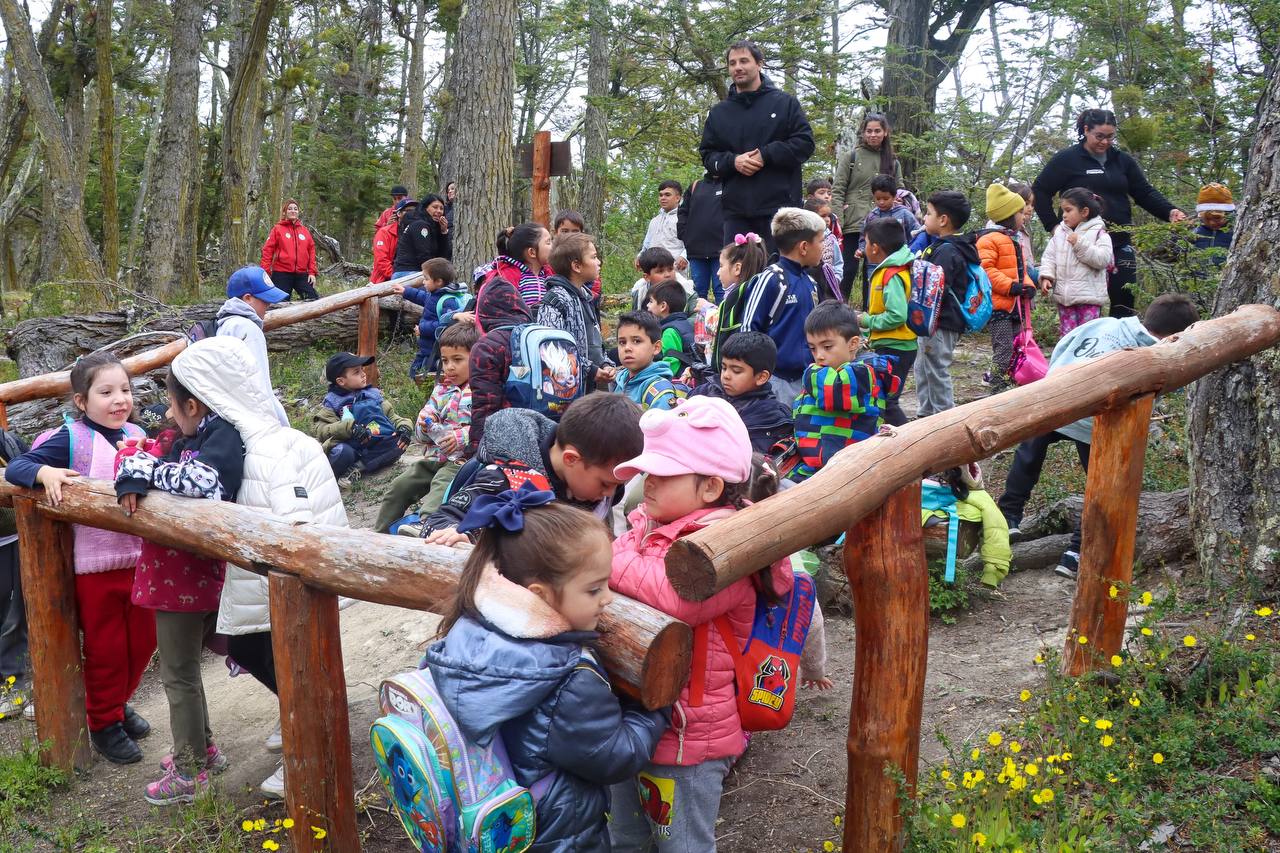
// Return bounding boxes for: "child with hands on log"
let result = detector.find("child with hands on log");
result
[608,396,828,852]
[424,485,670,853]
[115,365,246,805]
[4,353,157,765]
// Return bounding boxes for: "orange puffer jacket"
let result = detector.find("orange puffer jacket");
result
[611,504,793,766]
[977,228,1033,313]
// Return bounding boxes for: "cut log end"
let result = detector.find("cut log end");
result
[638,621,693,710]
[665,538,718,602]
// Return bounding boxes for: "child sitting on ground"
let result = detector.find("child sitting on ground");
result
[392,258,472,383]
[996,294,1199,580]
[922,463,1011,589]
[1038,188,1113,336]
[646,279,698,377]
[5,353,155,765]
[613,311,683,411]
[310,353,413,484]
[607,397,804,849]
[417,392,642,547]
[914,190,980,418]
[742,208,825,406]
[374,322,477,533]
[978,182,1036,395]
[115,364,247,804]
[691,331,793,454]
[709,234,769,372]
[857,217,917,426]
[425,492,669,849]
[855,174,920,260]
[538,232,616,391]
[793,302,897,481]
[629,247,696,314]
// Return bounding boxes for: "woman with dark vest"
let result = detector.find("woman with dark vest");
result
[1032,108,1186,318]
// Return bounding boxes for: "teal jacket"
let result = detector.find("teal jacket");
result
[614,361,680,411]
[1049,316,1156,444]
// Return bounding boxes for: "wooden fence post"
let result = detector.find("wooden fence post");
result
[532,129,552,229]
[13,497,92,770]
[843,482,928,852]
[269,571,359,852]
[1064,394,1155,676]
[357,296,380,387]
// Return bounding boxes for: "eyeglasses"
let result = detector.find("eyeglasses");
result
[1089,131,1116,141]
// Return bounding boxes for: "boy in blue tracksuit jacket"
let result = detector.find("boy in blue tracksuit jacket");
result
[739,207,824,405]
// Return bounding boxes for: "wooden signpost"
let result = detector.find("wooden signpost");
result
[518,130,572,229]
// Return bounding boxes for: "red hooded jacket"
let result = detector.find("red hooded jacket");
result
[261,211,317,276]
[370,218,399,283]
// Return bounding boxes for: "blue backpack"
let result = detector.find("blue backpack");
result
[922,481,962,583]
[502,324,582,419]
[371,666,546,853]
[347,390,398,445]
[955,262,994,332]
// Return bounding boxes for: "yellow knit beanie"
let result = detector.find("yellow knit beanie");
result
[985,182,1025,224]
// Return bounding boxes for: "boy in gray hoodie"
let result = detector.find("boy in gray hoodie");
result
[215,266,290,427]
[996,294,1199,580]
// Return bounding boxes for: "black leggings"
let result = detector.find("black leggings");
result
[227,631,277,695]
[840,232,862,305]
[271,270,319,301]
[1107,233,1137,318]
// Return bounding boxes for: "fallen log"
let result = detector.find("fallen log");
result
[0,478,689,709]
[666,305,1280,601]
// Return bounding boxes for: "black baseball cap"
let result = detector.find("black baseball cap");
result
[325,352,375,383]
[391,185,409,197]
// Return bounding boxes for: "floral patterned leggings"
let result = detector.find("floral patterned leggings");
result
[1057,303,1103,336]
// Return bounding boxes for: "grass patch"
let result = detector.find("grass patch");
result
[0,740,67,835]
[906,586,1280,851]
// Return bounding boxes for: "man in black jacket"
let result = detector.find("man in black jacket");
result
[699,40,814,255]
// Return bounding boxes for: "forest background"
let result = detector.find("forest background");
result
[0,0,1273,303]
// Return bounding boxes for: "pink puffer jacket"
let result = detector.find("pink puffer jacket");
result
[611,505,793,766]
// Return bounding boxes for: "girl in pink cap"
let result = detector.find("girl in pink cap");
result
[608,396,803,851]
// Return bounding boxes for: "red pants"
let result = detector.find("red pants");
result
[75,568,156,731]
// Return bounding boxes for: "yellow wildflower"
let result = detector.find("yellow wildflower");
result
[1034,653,1045,664]
[951,813,966,828]
[254,819,266,832]
[1100,735,1115,747]
[1183,635,1197,647]
[1141,627,1154,636]
[987,732,1003,747]
[971,831,988,847]
[1077,635,1088,645]
[1110,655,1123,667]
[1094,719,1112,730]
[1129,695,1141,707]
[1141,591,1153,606]
[5,675,14,685]
[834,815,841,826]
[1061,752,1073,761]
[1025,763,1039,776]
[282,818,294,830]
[242,820,254,832]
[1039,788,1055,802]
[1109,584,1119,598]
[312,827,327,840]
[940,769,951,780]
[971,747,981,760]
[1010,775,1028,791]
[1019,689,1032,702]
[824,842,835,852]
[1107,773,1119,783]
[1009,741,1022,754]
[1152,753,1164,765]
[1255,606,1273,617]
[262,843,279,852]
[1078,715,1090,724]
[1246,633,1256,641]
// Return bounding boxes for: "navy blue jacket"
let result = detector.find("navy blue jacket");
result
[426,615,667,852]
[740,257,818,382]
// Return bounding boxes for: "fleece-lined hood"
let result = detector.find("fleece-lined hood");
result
[171,336,282,445]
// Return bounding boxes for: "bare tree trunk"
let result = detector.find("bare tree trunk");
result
[220,0,278,282]
[1188,63,1280,591]
[0,0,106,282]
[266,93,294,216]
[438,0,516,277]
[96,0,120,281]
[579,0,609,235]
[398,0,428,193]
[139,0,202,295]
[0,150,37,302]
[124,110,160,276]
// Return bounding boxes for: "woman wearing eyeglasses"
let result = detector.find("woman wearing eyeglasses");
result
[831,112,901,307]
[1032,108,1187,318]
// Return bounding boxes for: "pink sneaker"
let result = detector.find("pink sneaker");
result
[159,743,229,775]
[144,766,210,806]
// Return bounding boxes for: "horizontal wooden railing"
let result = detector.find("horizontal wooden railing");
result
[0,276,425,427]
[664,303,1280,852]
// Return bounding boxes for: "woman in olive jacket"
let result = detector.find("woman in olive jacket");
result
[831,112,902,305]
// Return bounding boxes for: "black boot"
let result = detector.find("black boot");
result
[122,705,151,740]
[91,722,142,764]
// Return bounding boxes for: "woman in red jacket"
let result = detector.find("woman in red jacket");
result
[260,200,319,300]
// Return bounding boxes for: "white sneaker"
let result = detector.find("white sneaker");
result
[23,701,35,721]
[260,763,285,799]
[265,721,282,753]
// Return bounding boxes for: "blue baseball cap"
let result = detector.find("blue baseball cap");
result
[227,266,288,303]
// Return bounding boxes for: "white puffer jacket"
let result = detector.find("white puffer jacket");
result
[170,336,350,636]
[1040,216,1113,308]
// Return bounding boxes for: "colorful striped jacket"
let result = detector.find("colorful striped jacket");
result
[790,352,898,481]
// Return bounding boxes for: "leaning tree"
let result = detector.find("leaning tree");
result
[1188,62,1280,590]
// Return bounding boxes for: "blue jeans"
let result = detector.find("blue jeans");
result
[328,438,404,477]
[686,257,723,303]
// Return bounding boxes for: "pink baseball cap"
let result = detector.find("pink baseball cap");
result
[613,396,752,483]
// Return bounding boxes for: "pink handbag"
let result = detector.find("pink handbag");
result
[1010,296,1048,385]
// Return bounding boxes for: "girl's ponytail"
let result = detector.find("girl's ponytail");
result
[723,234,767,283]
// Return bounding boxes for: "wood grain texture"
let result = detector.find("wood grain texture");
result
[667,304,1280,601]
[13,497,92,770]
[1063,395,1154,676]
[0,479,689,708]
[357,296,380,387]
[843,483,928,853]
[270,572,358,852]
[532,129,552,228]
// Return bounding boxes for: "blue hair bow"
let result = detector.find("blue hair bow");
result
[456,481,556,534]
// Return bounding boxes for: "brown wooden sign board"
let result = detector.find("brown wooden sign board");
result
[517,140,573,177]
